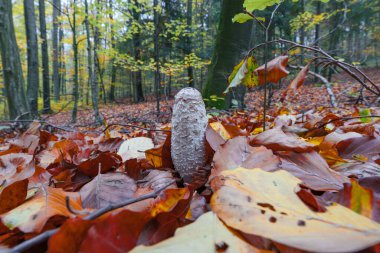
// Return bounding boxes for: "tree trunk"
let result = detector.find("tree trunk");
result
[154,0,160,114]
[71,0,79,123]
[91,0,102,123]
[84,0,101,123]
[52,0,60,101]
[108,0,116,102]
[0,0,30,119]
[131,0,145,102]
[185,0,194,87]
[38,0,51,113]
[24,0,39,117]
[203,0,251,105]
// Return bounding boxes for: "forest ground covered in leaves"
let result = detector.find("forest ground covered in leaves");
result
[1,67,380,253]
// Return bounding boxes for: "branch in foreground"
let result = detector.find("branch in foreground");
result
[8,181,175,253]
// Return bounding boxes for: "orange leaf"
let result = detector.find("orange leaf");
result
[254,55,289,85]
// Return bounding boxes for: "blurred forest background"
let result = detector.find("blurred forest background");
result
[0,0,379,122]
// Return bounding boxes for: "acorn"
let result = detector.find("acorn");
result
[171,88,208,183]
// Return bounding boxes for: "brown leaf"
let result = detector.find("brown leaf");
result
[47,218,94,253]
[212,136,280,179]
[280,64,309,102]
[80,172,137,209]
[0,187,82,233]
[254,55,289,85]
[77,151,122,176]
[0,179,28,214]
[278,151,344,191]
[250,128,315,152]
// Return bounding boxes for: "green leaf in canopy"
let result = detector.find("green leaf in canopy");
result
[243,0,282,12]
[232,13,254,23]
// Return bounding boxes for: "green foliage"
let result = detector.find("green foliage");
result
[232,13,253,23]
[243,0,282,12]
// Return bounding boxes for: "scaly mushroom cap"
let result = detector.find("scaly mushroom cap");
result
[171,88,208,183]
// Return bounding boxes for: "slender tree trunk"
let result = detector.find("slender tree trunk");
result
[131,0,145,102]
[314,0,321,81]
[71,0,79,123]
[108,0,116,102]
[39,0,51,113]
[24,0,39,117]
[0,0,30,119]
[84,0,100,123]
[300,0,305,64]
[153,0,160,114]
[91,0,102,123]
[52,0,60,101]
[185,0,194,87]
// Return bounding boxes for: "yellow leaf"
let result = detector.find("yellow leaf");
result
[211,168,380,253]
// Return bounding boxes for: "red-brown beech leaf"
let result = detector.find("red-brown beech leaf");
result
[79,188,191,253]
[278,151,345,191]
[280,64,309,102]
[80,172,137,209]
[47,218,94,253]
[97,137,124,153]
[254,55,289,85]
[250,128,315,152]
[0,153,34,213]
[212,136,280,179]
[79,210,151,253]
[323,177,380,222]
[0,179,28,214]
[137,188,192,246]
[145,132,173,169]
[77,151,122,176]
[336,135,380,161]
[205,124,225,152]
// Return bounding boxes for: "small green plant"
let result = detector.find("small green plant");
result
[203,94,225,109]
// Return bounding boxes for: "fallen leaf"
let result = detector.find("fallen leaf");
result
[77,151,122,176]
[250,128,315,152]
[47,218,94,253]
[80,172,137,209]
[130,212,266,253]
[211,168,380,253]
[278,151,344,191]
[212,136,280,179]
[0,187,82,233]
[118,137,154,162]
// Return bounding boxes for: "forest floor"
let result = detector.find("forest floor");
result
[43,67,380,130]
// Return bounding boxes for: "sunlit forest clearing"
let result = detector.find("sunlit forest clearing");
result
[0,0,380,252]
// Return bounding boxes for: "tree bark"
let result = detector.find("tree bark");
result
[39,0,51,113]
[52,0,60,101]
[131,0,145,102]
[24,0,39,117]
[108,0,116,102]
[0,0,30,119]
[91,0,102,123]
[153,0,160,114]
[203,0,251,105]
[71,0,79,123]
[185,0,194,87]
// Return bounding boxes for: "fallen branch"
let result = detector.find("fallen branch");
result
[103,123,171,133]
[8,181,175,253]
